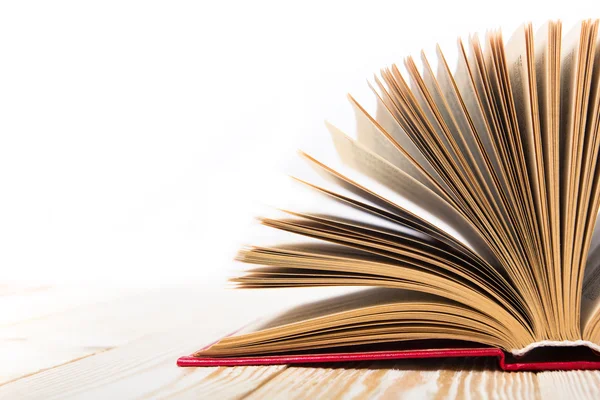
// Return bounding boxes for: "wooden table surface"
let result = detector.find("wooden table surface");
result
[2,285,600,399]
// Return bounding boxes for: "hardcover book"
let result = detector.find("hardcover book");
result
[180,19,600,371]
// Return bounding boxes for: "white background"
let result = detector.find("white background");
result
[0,0,597,286]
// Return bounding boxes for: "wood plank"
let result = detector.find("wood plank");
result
[4,284,600,399]
[0,286,347,388]
[142,365,286,399]
[537,370,600,399]
[0,287,185,384]
[0,286,228,384]
[245,357,542,400]
[0,321,286,400]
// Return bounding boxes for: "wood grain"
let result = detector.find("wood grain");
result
[3,285,600,399]
[538,370,600,399]
[0,286,201,384]
[245,357,542,400]
[0,323,286,400]
[0,285,345,389]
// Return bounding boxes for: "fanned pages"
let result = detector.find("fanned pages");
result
[189,19,600,367]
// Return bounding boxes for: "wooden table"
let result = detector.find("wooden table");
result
[1,285,599,399]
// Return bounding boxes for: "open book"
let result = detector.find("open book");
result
[180,20,600,371]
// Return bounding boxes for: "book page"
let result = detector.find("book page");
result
[505,23,558,334]
[324,121,496,263]
[559,23,583,314]
[454,37,508,196]
[582,213,600,328]
[196,287,528,356]
[242,209,521,309]
[559,21,600,334]
[292,175,480,258]
[434,45,519,255]
[371,82,441,180]
[534,21,563,330]
[505,23,550,260]
[349,95,454,203]
[505,24,546,222]
[574,23,600,330]
[453,37,526,254]
[433,46,501,205]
